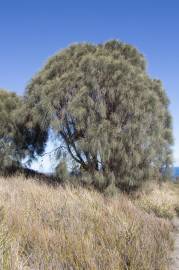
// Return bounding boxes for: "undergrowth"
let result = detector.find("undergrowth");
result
[0,176,177,270]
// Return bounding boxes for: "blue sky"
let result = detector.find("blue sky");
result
[0,0,179,168]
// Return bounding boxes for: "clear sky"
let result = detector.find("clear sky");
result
[0,0,179,166]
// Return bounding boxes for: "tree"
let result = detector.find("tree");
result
[0,89,22,170]
[25,40,173,190]
[0,89,49,174]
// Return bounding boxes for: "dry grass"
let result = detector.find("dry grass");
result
[135,181,179,219]
[0,176,175,269]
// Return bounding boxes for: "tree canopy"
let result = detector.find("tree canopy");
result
[0,89,22,169]
[0,88,49,174]
[9,40,173,190]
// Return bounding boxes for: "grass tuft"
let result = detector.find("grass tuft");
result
[136,182,179,219]
[0,176,176,269]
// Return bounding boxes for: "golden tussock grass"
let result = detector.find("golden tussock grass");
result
[0,176,176,269]
[135,181,179,219]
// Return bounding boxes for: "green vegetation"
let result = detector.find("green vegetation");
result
[0,89,48,174]
[55,158,68,181]
[0,89,22,169]
[0,40,173,192]
[0,40,176,269]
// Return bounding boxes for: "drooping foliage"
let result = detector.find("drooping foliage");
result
[0,89,22,169]
[15,101,49,161]
[0,88,49,173]
[24,40,173,190]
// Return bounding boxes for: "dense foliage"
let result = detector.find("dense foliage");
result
[0,89,22,169]
[0,41,173,190]
[0,88,48,173]
[23,40,173,190]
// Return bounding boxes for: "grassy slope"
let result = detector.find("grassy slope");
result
[0,176,178,270]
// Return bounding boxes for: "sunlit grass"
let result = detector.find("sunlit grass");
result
[135,181,179,219]
[0,176,176,269]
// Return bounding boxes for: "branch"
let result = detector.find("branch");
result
[60,131,82,165]
[39,145,66,157]
[64,116,87,167]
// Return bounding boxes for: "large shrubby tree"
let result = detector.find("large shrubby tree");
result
[0,89,48,173]
[0,89,23,169]
[25,40,173,190]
